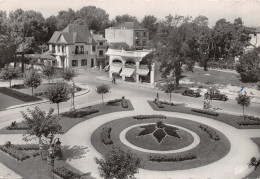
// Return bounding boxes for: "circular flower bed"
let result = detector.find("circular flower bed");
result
[91,116,231,171]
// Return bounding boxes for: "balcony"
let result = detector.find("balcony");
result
[72,51,88,55]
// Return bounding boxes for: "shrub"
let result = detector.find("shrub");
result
[153,129,166,143]
[191,108,219,116]
[101,127,113,145]
[7,121,29,130]
[245,115,260,122]
[164,126,181,138]
[237,121,260,126]
[138,125,156,136]
[121,99,128,108]
[160,101,174,106]
[199,125,220,141]
[0,145,30,161]
[133,115,166,120]
[13,144,39,150]
[150,153,196,162]
[153,100,164,108]
[63,109,99,118]
[107,99,122,105]
[32,152,40,157]
[54,166,82,179]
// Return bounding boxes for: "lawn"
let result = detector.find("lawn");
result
[91,116,230,171]
[182,67,256,87]
[0,99,134,134]
[0,92,25,110]
[0,87,41,102]
[149,101,260,129]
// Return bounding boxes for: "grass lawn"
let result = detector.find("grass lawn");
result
[182,67,256,87]
[0,100,134,134]
[0,148,93,179]
[91,116,230,171]
[0,92,25,109]
[149,101,260,129]
[246,138,260,178]
[0,87,41,102]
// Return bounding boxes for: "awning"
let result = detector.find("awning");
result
[136,68,149,76]
[120,68,135,77]
[109,65,122,74]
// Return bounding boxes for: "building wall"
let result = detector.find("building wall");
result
[105,29,134,46]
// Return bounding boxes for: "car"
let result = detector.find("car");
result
[205,90,228,101]
[182,89,201,98]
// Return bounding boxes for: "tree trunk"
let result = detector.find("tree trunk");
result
[21,52,25,73]
[32,87,34,96]
[243,105,245,119]
[170,93,172,103]
[57,103,60,120]
[102,94,104,105]
[175,77,180,89]
[9,80,11,88]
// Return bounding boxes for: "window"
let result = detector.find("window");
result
[143,32,146,37]
[80,46,84,54]
[99,42,104,46]
[135,32,140,37]
[75,46,79,54]
[135,40,140,46]
[143,40,146,46]
[92,45,96,52]
[91,58,94,67]
[52,45,55,53]
[57,45,60,52]
[81,59,87,66]
[72,60,78,66]
[61,45,64,53]
[99,50,104,57]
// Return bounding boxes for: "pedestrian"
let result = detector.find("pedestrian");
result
[112,77,116,84]
[156,93,159,101]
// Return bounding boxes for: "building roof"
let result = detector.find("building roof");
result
[109,22,147,30]
[48,24,94,44]
[92,34,106,41]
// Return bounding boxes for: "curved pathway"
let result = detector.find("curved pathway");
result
[60,98,260,179]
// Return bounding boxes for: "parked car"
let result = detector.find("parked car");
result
[205,90,228,101]
[182,89,201,98]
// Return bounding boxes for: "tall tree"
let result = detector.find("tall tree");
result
[114,14,138,25]
[44,15,58,43]
[45,81,71,119]
[96,84,110,105]
[56,8,76,30]
[95,147,141,179]
[0,66,20,88]
[23,69,42,96]
[141,15,158,40]
[75,6,109,32]
[236,92,251,118]
[8,9,46,72]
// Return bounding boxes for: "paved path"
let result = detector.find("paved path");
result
[59,98,260,179]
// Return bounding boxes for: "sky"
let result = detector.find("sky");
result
[0,0,260,27]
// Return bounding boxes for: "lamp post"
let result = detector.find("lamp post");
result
[39,132,61,179]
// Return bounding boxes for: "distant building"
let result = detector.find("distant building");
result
[48,24,108,68]
[105,22,161,84]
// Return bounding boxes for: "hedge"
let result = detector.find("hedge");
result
[153,129,166,143]
[63,109,99,118]
[138,125,156,136]
[160,101,174,106]
[133,115,167,120]
[150,153,196,162]
[107,99,122,105]
[191,108,219,116]
[101,127,113,145]
[7,121,29,130]
[244,115,260,122]
[237,121,260,126]
[0,145,30,161]
[199,125,220,141]
[13,144,40,151]
[153,100,164,108]
[54,166,82,179]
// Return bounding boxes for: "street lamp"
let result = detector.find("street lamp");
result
[39,132,61,179]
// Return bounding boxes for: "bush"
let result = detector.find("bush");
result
[54,166,82,179]
[245,115,260,122]
[153,129,166,143]
[133,115,166,120]
[237,121,260,126]
[153,100,164,108]
[107,99,122,105]
[138,125,156,136]
[121,99,128,108]
[160,101,174,106]
[13,144,39,150]
[199,125,220,141]
[101,127,113,145]
[164,126,181,138]
[7,121,29,130]
[150,153,196,162]
[63,109,99,118]
[0,145,30,161]
[191,108,219,116]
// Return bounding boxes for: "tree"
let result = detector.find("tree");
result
[95,147,141,179]
[236,47,260,82]
[56,8,76,30]
[236,92,251,118]
[141,15,158,40]
[42,66,56,83]
[8,9,46,72]
[45,81,70,119]
[160,81,175,102]
[0,67,20,88]
[62,67,77,82]
[96,84,110,105]
[21,106,62,143]
[23,69,42,96]
[114,14,138,25]
[44,15,58,43]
